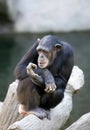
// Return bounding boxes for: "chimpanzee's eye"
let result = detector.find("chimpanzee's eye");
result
[43,50,48,54]
[38,49,42,54]
[37,49,49,57]
[43,50,49,57]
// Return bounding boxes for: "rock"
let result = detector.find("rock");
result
[7,0,90,32]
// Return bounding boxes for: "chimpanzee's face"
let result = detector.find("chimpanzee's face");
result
[37,49,52,68]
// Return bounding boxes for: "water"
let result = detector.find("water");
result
[0,32,90,128]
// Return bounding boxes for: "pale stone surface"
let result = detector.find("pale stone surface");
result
[8,66,85,130]
[7,0,90,32]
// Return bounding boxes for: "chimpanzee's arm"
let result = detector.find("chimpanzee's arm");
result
[54,75,67,91]
[28,66,67,93]
[30,74,44,87]
[14,40,39,80]
[42,69,57,93]
[26,63,44,87]
[54,54,74,92]
[26,62,56,92]
[26,64,56,90]
[34,69,56,92]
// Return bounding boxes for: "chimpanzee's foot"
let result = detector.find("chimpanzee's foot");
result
[18,104,29,115]
[29,108,51,120]
[18,105,50,119]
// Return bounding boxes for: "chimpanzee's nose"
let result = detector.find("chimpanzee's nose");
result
[40,55,44,58]
[40,53,44,59]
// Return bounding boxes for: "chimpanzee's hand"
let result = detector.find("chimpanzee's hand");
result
[26,63,39,78]
[26,63,44,87]
[43,69,57,93]
[44,83,57,93]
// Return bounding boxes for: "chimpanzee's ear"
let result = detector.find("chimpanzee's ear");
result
[55,44,62,52]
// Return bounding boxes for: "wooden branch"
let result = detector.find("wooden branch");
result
[0,102,3,112]
[0,66,85,130]
[65,112,90,130]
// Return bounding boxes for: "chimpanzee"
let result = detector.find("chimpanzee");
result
[14,35,74,119]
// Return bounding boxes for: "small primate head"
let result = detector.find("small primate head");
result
[36,35,62,69]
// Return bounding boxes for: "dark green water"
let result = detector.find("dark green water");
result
[0,32,90,128]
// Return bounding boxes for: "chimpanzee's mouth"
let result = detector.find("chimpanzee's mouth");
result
[38,62,45,68]
[39,62,45,65]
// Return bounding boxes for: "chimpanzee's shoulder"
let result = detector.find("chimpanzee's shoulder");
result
[61,41,73,55]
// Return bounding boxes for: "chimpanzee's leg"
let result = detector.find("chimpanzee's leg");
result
[40,88,64,109]
[17,77,50,119]
[17,77,40,114]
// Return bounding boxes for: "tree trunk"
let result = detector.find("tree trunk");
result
[0,80,24,130]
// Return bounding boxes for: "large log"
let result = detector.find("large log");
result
[6,66,84,130]
[65,112,90,130]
